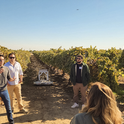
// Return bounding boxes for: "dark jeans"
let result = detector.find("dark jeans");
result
[0,90,14,124]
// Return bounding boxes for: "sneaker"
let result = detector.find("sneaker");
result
[20,109,28,113]
[71,103,79,108]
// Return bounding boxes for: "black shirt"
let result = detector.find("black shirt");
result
[76,63,83,83]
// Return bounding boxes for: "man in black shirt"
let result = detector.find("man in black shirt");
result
[70,55,90,108]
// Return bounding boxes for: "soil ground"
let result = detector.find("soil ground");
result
[0,54,124,124]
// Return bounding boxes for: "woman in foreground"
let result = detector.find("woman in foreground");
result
[70,82,122,124]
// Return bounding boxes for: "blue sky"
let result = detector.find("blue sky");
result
[0,0,124,50]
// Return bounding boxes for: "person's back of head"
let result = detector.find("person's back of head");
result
[81,82,122,124]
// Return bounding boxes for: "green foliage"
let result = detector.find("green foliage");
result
[33,46,123,92]
[0,45,31,71]
[118,50,124,70]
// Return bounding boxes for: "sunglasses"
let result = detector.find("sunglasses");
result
[9,57,15,59]
[0,59,4,62]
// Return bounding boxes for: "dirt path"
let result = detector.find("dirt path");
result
[0,54,124,124]
[0,54,80,124]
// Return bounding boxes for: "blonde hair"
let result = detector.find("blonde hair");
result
[81,82,122,124]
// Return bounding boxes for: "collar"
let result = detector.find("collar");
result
[76,63,83,66]
[9,61,16,66]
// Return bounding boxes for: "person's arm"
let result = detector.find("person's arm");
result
[9,77,16,82]
[18,64,23,83]
[86,64,90,83]
[70,65,74,83]
[19,75,23,83]
[70,67,73,83]
[7,68,16,82]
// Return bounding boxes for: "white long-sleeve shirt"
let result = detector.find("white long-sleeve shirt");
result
[4,61,23,85]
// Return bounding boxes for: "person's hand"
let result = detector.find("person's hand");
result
[9,76,16,82]
[12,76,16,81]
[19,80,22,84]
[7,83,11,86]
[0,68,4,74]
